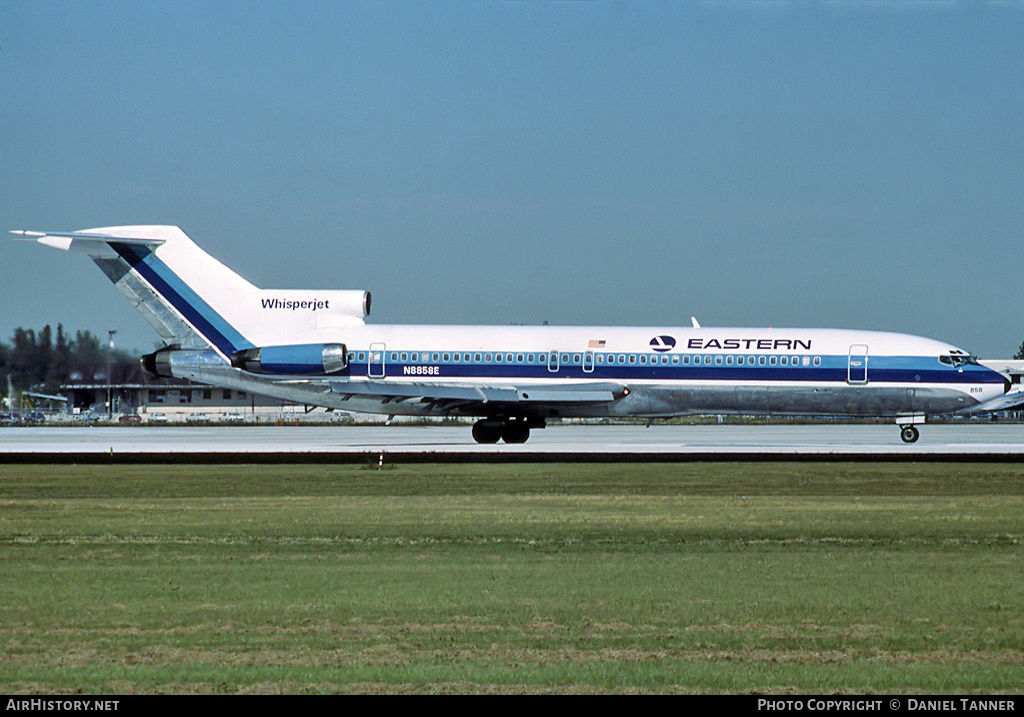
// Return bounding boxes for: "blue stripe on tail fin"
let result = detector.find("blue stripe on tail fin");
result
[109,242,253,357]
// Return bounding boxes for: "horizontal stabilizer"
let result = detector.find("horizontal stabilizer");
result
[11,230,167,249]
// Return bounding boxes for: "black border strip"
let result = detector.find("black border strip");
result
[1,451,1022,464]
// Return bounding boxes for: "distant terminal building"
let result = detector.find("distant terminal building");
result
[57,375,352,422]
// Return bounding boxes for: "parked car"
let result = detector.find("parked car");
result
[118,413,142,423]
[186,412,209,423]
[148,412,169,423]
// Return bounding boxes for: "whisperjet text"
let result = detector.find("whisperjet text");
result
[687,338,813,351]
[261,298,330,311]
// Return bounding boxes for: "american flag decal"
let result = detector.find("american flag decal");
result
[588,339,606,348]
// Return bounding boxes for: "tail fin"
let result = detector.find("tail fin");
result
[13,226,369,358]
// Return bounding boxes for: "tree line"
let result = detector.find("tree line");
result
[0,324,144,397]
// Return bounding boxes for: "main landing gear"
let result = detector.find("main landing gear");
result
[472,418,537,444]
[900,425,920,444]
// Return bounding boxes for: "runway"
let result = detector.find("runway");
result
[2,423,1023,462]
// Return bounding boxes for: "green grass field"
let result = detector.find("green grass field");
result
[1,462,1022,694]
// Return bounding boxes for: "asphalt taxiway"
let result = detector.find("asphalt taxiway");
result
[2,423,1023,462]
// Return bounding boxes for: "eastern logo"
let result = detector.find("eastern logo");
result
[650,335,676,352]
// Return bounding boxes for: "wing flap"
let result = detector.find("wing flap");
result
[328,380,624,405]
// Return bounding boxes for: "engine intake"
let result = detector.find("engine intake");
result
[141,348,174,378]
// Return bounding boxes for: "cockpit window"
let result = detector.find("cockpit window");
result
[939,354,979,368]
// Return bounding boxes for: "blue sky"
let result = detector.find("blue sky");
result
[2,1,1022,356]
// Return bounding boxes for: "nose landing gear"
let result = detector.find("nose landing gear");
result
[897,414,925,443]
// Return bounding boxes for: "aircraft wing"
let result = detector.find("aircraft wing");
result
[967,390,1024,414]
[328,379,626,412]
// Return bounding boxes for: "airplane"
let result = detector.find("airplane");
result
[13,225,1024,444]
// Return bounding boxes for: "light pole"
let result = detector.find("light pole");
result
[107,330,116,420]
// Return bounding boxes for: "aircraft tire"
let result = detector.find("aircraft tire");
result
[900,425,920,444]
[472,420,502,444]
[501,421,530,444]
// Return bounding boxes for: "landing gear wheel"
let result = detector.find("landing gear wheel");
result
[472,419,532,444]
[472,420,502,444]
[501,421,530,444]
[900,425,920,444]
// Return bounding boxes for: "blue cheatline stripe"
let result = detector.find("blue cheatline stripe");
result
[342,350,1005,385]
[111,243,254,357]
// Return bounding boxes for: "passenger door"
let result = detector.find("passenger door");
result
[847,345,868,384]
[369,343,386,378]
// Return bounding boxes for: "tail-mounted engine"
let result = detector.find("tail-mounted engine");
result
[230,343,348,375]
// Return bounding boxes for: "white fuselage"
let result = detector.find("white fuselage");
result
[161,324,1007,421]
